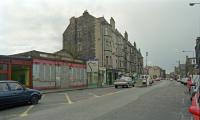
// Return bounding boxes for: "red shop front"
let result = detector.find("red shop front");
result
[0,55,33,88]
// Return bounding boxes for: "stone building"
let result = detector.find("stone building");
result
[185,56,198,75]
[148,66,165,79]
[62,11,143,85]
[195,37,200,67]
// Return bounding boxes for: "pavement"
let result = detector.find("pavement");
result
[41,85,114,94]
[41,79,144,94]
[0,80,192,120]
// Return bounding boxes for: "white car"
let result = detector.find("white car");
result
[114,76,135,88]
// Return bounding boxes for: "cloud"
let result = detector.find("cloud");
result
[0,0,198,73]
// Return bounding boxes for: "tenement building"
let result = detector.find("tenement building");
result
[0,11,144,89]
[62,10,143,85]
[195,37,200,67]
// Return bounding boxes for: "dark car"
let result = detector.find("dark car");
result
[0,80,42,109]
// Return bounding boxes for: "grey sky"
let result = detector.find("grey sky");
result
[0,0,200,73]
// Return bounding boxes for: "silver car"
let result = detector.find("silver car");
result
[114,76,135,88]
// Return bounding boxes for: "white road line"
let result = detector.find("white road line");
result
[19,105,34,117]
[89,92,100,98]
[64,93,73,104]
[179,112,184,120]
[42,94,46,99]
[40,94,46,101]
[190,116,193,120]
[182,98,185,105]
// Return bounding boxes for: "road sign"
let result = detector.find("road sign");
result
[86,60,99,72]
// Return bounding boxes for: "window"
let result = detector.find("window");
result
[9,82,23,91]
[105,27,108,35]
[110,56,112,65]
[78,42,82,52]
[0,83,9,92]
[0,64,7,71]
[106,56,108,65]
[77,31,81,38]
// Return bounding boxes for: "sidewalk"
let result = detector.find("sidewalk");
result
[41,85,114,94]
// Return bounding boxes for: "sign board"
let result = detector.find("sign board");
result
[86,60,99,72]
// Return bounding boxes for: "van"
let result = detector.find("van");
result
[140,75,152,86]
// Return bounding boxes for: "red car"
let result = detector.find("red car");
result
[189,91,200,120]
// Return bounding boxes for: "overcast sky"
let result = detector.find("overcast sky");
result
[0,0,200,73]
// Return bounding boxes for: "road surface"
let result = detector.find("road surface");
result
[0,80,192,120]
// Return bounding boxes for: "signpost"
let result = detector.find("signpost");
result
[86,60,99,87]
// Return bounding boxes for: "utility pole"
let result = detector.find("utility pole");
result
[146,52,148,75]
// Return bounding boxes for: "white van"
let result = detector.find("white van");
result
[140,75,152,86]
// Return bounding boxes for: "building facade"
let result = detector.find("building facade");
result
[10,50,87,89]
[185,56,198,76]
[195,37,200,68]
[62,11,143,85]
[148,66,166,79]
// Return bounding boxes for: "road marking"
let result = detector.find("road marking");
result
[40,94,46,102]
[179,112,184,120]
[64,93,73,104]
[20,105,34,117]
[89,92,100,98]
[102,91,121,96]
[182,98,185,105]
[42,94,46,99]
[190,116,193,120]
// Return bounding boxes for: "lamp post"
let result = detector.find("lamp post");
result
[182,50,195,58]
[189,2,200,36]
[145,52,148,75]
[189,3,200,6]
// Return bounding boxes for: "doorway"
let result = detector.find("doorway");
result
[11,65,30,86]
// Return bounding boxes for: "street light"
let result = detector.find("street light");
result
[182,50,195,58]
[189,3,200,6]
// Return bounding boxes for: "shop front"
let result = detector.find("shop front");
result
[0,56,32,87]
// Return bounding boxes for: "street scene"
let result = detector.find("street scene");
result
[0,0,200,120]
[0,81,192,120]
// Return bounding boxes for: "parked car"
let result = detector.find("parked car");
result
[114,76,135,88]
[0,80,42,109]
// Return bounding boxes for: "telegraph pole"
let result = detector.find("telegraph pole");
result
[146,52,148,75]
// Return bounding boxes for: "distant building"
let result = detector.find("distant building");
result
[179,64,186,77]
[185,56,198,76]
[148,66,166,79]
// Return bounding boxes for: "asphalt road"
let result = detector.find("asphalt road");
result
[0,80,192,120]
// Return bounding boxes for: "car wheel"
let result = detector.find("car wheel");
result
[115,85,118,88]
[30,95,39,105]
[132,84,135,87]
